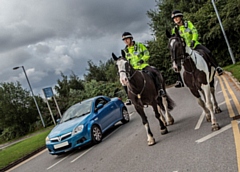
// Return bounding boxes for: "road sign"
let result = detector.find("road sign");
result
[43,87,54,98]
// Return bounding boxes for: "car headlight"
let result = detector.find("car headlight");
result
[72,125,84,135]
[45,136,50,144]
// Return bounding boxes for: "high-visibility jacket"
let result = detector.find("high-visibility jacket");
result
[123,42,150,70]
[172,20,200,48]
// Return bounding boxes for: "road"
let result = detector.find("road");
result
[7,73,240,172]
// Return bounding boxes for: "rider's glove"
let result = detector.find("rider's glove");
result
[190,40,195,48]
[138,59,144,64]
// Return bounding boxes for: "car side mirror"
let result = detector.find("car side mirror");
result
[56,119,61,124]
[96,104,104,111]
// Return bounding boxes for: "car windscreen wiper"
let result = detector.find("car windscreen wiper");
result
[62,112,90,123]
[62,116,79,123]
[77,111,90,117]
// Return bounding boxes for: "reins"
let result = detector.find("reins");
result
[120,67,146,106]
[127,71,146,99]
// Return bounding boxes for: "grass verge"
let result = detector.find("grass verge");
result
[223,61,240,81]
[0,128,51,169]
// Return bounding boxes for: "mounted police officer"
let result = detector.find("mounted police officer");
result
[171,10,223,87]
[121,32,165,105]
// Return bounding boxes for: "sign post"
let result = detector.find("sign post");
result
[42,87,62,125]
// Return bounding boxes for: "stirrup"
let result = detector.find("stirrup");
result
[125,99,132,105]
[158,89,166,96]
[175,81,184,88]
[216,67,223,76]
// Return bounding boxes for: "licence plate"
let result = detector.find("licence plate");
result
[54,141,69,149]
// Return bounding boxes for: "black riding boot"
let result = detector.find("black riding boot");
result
[195,45,223,76]
[154,76,166,97]
[175,73,184,88]
[207,56,223,76]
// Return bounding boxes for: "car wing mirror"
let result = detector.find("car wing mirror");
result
[96,104,104,111]
[56,119,61,124]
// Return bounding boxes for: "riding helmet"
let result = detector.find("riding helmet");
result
[122,32,133,40]
[171,10,183,19]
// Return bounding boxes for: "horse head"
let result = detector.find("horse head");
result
[112,50,134,86]
[166,28,186,73]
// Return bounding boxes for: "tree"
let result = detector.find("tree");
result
[0,82,42,141]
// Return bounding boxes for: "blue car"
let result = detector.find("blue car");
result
[45,96,129,155]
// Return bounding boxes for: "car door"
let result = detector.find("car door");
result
[94,98,116,130]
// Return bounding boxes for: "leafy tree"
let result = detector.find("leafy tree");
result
[0,82,44,142]
[54,71,84,114]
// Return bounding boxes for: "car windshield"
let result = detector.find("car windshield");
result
[60,99,93,123]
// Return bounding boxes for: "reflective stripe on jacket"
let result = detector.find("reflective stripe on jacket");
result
[172,20,200,48]
[123,42,150,70]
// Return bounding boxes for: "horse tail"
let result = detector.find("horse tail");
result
[166,93,175,111]
[158,93,175,111]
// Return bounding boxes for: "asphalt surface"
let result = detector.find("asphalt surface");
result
[0,71,240,171]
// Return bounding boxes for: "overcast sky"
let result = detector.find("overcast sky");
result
[0,0,157,96]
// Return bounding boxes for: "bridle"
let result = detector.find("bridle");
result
[117,58,146,103]
[168,36,186,63]
[168,36,196,74]
[117,58,137,80]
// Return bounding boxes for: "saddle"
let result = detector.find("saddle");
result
[195,49,212,68]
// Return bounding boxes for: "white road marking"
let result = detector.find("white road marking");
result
[195,120,240,143]
[70,113,135,163]
[6,149,47,172]
[47,153,73,170]
[195,111,205,130]
[71,147,95,163]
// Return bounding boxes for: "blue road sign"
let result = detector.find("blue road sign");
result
[43,87,54,98]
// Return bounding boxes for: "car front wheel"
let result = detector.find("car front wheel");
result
[91,125,102,144]
[121,107,130,124]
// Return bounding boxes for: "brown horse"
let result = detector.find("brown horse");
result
[166,28,221,131]
[112,50,175,146]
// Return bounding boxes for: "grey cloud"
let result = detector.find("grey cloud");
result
[0,0,156,95]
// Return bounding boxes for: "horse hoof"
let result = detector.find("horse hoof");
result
[212,123,220,131]
[168,119,174,125]
[161,128,168,135]
[148,138,156,146]
[215,107,222,114]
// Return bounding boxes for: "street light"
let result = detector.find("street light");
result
[13,66,45,127]
[211,0,235,64]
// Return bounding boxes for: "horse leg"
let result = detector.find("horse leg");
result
[135,106,155,146]
[152,103,168,135]
[157,105,167,126]
[197,97,211,122]
[190,88,211,122]
[161,95,174,125]
[200,89,206,101]
[210,86,222,114]
[202,85,220,131]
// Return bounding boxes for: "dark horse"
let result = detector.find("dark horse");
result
[112,50,175,145]
[166,28,221,131]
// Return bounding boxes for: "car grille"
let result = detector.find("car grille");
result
[50,132,72,142]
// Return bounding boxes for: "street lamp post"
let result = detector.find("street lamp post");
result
[13,66,45,127]
[211,0,236,64]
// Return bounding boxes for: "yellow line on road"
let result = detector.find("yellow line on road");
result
[217,75,235,117]
[218,74,240,171]
[231,120,240,171]
[222,76,240,115]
